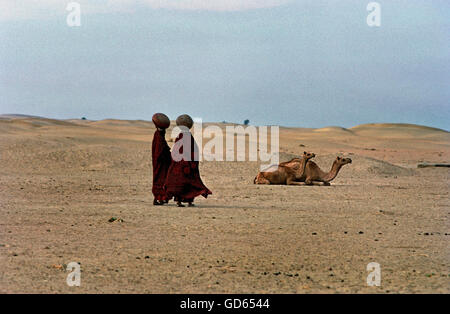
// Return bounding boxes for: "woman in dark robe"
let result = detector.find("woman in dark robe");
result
[164,115,212,207]
[151,113,172,205]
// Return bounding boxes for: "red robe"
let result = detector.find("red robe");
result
[152,129,172,201]
[164,131,212,202]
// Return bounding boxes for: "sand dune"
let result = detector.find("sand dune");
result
[350,122,448,132]
[350,123,449,139]
[313,126,354,134]
[0,117,448,293]
[0,114,48,119]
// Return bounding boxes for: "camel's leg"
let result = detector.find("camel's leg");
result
[286,178,305,186]
[305,179,324,186]
[310,181,328,186]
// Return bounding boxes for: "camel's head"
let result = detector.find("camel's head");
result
[302,151,315,160]
[336,156,352,166]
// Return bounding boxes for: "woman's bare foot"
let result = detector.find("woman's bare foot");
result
[177,201,185,207]
[153,199,165,206]
[188,202,195,207]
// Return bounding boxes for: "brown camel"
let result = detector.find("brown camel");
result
[254,152,315,185]
[299,156,352,186]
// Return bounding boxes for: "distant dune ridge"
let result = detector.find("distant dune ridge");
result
[350,123,448,133]
[314,123,448,136]
[0,114,47,119]
[313,126,354,134]
[0,114,448,132]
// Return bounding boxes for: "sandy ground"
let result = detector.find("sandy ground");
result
[0,116,449,293]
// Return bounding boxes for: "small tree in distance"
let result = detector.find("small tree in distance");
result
[244,119,250,126]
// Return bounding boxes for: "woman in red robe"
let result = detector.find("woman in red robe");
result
[152,113,172,205]
[164,115,211,207]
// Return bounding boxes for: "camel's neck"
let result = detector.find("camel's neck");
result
[323,161,342,182]
[298,157,309,176]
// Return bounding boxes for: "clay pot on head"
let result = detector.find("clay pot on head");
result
[152,113,170,129]
[176,114,194,129]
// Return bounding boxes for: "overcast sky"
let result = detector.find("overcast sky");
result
[0,0,449,129]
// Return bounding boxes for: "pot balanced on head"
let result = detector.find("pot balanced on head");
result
[152,113,170,129]
[176,114,194,129]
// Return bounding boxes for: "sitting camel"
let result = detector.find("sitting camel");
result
[254,152,315,185]
[299,156,352,186]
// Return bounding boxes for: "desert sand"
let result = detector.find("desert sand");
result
[0,116,448,293]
